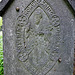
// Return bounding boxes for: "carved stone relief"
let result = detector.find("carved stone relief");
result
[16,0,61,75]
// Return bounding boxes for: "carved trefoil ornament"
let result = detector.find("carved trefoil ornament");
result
[16,0,61,75]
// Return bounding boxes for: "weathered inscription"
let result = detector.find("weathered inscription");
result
[16,0,61,75]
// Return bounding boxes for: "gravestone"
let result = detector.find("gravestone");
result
[68,0,75,11]
[0,0,75,75]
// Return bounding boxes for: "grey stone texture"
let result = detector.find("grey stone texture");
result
[0,0,10,12]
[68,0,75,10]
[3,0,74,75]
[0,0,14,16]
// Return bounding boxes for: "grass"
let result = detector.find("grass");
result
[0,31,4,75]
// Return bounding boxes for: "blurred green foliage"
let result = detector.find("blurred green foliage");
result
[0,33,4,75]
[0,17,2,29]
[0,16,4,75]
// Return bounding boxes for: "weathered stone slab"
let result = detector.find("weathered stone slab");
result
[68,0,75,11]
[0,0,9,11]
[3,0,74,75]
[0,0,14,16]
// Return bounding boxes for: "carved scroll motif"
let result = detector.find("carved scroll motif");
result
[16,0,61,75]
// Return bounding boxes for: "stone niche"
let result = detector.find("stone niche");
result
[1,0,75,75]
